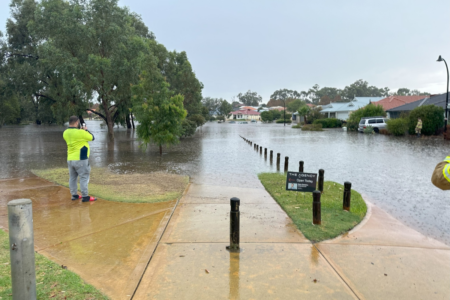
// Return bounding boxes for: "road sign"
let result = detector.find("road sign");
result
[286,172,317,192]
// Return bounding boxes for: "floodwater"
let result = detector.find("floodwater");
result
[0,121,449,245]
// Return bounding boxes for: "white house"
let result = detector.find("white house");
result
[320,97,384,120]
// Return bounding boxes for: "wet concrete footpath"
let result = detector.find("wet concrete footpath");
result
[0,176,181,299]
[133,184,450,299]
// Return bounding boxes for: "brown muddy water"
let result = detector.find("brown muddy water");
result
[0,121,449,245]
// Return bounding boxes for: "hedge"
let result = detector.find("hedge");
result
[313,118,342,128]
[387,118,409,136]
[276,119,292,124]
[408,105,444,135]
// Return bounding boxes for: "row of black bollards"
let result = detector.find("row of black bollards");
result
[239,136,353,226]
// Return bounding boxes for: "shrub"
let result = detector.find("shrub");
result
[261,111,273,122]
[379,129,389,135]
[216,115,225,121]
[408,105,444,135]
[276,119,292,124]
[181,119,197,137]
[347,104,386,131]
[313,118,342,128]
[363,126,374,134]
[209,116,216,122]
[188,114,206,127]
[302,123,323,131]
[292,123,301,129]
[387,118,409,136]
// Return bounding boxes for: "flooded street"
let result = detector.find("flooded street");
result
[0,121,449,245]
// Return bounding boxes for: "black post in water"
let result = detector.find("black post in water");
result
[284,156,289,172]
[264,148,267,156]
[343,182,352,211]
[260,146,262,155]
[313,191,321,225]
[318,169,324,193]
[270,150,273,162]
[227,197,240,252]
[251,142,253,146]
[276,153,280,166]
[299,161,304,172]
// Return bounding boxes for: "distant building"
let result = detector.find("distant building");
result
[320,97,384,120]
[373,95,428,118]
[387,93,448,119]
[228,110,261,120]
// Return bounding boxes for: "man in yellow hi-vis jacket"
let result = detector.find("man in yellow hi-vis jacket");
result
[415,118,422,137]
[63,116,97,202]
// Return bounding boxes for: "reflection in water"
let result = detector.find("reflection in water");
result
[1,121,450,245]
[229,252,240,300]
[310,245,319,267]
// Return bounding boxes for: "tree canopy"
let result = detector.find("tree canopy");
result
[236,90,262,106]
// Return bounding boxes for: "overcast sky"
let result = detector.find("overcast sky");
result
[1,0,449,102]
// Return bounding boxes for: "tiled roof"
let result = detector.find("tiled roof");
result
[387,93,448,112]
[321,97,384,113]
[374,95,428,111]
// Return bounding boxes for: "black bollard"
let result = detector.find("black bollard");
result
[343,182,352,211]
[260,146,262,154]
[276,153,280,166]
[318,169,324,193]
[251,142,253,146]
[313,191,321,225]
[228,197,240,252]
[284,156,289,172]
[264,148,267,156]
[270,150,273,162]
[299,161,304,172]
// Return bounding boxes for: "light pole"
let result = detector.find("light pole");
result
[283,99,286,127]
[437,55,449,132]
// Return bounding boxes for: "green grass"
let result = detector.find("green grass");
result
[0,229,108,299]
[32,168,189,203]
[258,173,367,242]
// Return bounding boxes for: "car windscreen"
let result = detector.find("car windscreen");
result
[359,119,366,124]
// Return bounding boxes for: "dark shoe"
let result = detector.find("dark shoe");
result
[82,196,97,202]
[71,194,81,200]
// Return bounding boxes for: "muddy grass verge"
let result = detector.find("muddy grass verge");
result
[0,230,108,299]
[32,168,189,203]
[258,172,367,242]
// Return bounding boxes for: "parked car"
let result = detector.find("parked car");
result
[229,121,236,124]
[358,116,388,133]
[238,121,248,124]
[251,120,257,123]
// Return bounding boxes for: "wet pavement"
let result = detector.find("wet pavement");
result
[0,177,180,299]
[0,121,449,245]
[134,184,450,299]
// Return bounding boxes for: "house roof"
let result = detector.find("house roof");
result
[373,95,428,111]
[230,110,261,115]
[268,107,286,111]
[306,103,316,108]
[387,93,448,112]
[239,106,258,111]
[320,97,384,113]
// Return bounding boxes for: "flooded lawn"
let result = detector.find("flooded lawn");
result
[0,121,449,245]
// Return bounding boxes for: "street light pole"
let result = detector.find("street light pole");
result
[437,55,449,132]
[283,99,286,127]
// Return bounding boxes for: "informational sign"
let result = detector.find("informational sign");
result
[286,172,317,192]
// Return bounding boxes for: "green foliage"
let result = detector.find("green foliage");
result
[0,82,20,126]
[188,114,206,127]
[217,100,232,118]
[363,126,374,134]
[297,106,310,124]
[387,118,409,136]
[347,104,386,131]
[209,116,216,121]
[276,119,292,124]
[408,105,444,135]
[271,110,282,119]
[292,123,302,128]
[313,118,342,128]
[181,119,197,137]
[258,173,367,242]
[216,115,225,121]
[132,72,187,154]
[302,123,323,131]
[236,90,262,106]
[286,99,305,112]
[260,111,273,122]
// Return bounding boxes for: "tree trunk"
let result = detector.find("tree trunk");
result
[102,101,115,141]
[126,114,132,129]
[159,145,162,155]
[131,114,135,129]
